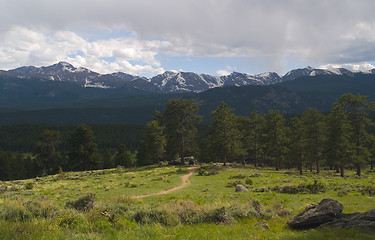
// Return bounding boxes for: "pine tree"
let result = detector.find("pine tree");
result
[34,130,62,175]
[115,144,132,167]
[163,99,201,163]
[207,102,243,166]
[325,102,354,177]
[68,125,100,171]
[262,110,287,171]
[247,110,265,167]
[301,108,325,174]
[137,119,166,166]
[287,117,305,175]
[337,93,374,176]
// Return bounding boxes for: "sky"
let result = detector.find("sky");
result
[1,0,375,78]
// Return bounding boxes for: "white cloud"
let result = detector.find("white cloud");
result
[319,62,375,72]
[0,26,167,76]
[1,1,375,75]
[216,70,231,76]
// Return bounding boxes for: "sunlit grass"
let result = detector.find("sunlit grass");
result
[0,164,374,239]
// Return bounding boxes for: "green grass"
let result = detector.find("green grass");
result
[0,164,375,239]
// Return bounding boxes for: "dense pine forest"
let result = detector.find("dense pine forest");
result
[0,93,374,181]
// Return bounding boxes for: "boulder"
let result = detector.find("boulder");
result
[287,199,343,229]
[323,209,375,229]
[235,184,248,192]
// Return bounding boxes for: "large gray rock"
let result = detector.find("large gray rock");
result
[323,209,375,229]
[287,199,343,229]
[235,184,248,192]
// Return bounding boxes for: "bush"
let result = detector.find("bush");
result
[361,185,375,195]
[245,178,253,185]
[54,210,86,228]
[272,180,326,194]
[229,174,247,179]
[0,200,57,222]
[197,164,221,176]
[204,207,234,225]
[133,208,180,226]
[25,182,34,190]
[66,193,95,211]
[226,181,242,187]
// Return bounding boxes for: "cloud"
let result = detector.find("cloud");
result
[319,62,375,72]
[216,70,231,76]
[1,0,375,75]
[0,26,166,75]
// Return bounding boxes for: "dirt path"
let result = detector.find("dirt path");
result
[130,166,198,199]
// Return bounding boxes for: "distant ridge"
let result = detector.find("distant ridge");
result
[3,61,374,93]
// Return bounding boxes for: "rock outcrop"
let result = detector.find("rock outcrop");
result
[287,199,375,230]
[287,199,343,229]
[235,184,248,192]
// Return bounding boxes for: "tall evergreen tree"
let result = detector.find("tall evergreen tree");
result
[207,102,243,166]
[115,144,132,167]
[34,130,62,175]
[325,102,354,177]
[137,119,166,166]
[68,125,100,171]
[337,93,374,176]
[287,117,305,175]
[247,110,265,167]
[262,110,287,171]
[163,99,201,163]
[301,108,325,174]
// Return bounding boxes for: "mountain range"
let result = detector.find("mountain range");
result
[1,62,375,125]
[3,61,374,93]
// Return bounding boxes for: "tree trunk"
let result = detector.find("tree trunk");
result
[254,141,258,167]
[242,156,246,165]
[356,163,361,176]
[340,164,344,177]
[180,134,184,164]
[371,161,374,170]
[299,161,303,175]
[275,158,279,171]
[316,159,320,174]
[223,154,227,166]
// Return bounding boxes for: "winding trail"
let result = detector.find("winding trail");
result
[130,166,198,199]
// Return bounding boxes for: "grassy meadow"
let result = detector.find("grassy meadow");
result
[0,164,375,239]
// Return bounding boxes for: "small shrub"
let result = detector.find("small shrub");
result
[66,193,95,211]
[305,180,326,193]
[197,164,221,176]
[54,210,86,228]
[245,178,253,185]
[151,177,163,181]
[272,180,326,194]
[360,185,375,195]
[226,181,242,187]
[272,202,291,216]
[124,182,137,188]
[337,189,349,197]
[1,204,31,222]
[229,174,247,179]
[204,207,234,225]
[133,209,180,226]
[25,182,34,190]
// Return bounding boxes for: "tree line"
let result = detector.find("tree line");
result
[137,93,375,177]
[1,92,374,180]
[0,125,134,180]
